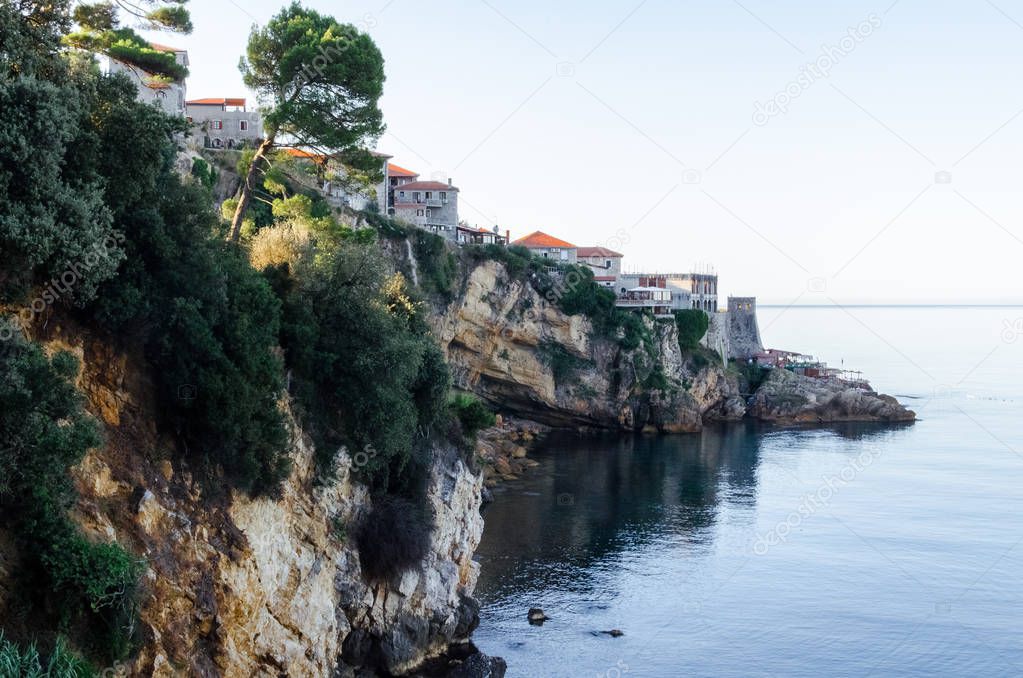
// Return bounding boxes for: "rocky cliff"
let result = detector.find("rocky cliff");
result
[431,260,746,432]
[748,368,916,424]
[0,322,484,677]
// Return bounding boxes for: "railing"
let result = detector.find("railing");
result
[615,298,671,307]
[425,199,443,207]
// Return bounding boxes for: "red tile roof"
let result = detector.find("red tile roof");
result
[577,246,623,258]
[388,163,418,177]
[284,148,324,159]
[594,276,617,281]
[186,97,247,107]
[397,181,458,192]
[512,231,577,249]
[149,42,185,53]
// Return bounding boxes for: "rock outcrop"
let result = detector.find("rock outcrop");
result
[748,369,916,424]
[2,323,485,677]
[432,260,745,432]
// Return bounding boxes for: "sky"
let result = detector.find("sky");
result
[139,0,1023,304]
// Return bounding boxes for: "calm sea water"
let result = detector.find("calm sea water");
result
[473,307,1023,678]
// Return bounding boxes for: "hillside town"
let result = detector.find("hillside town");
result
[110,40,861,382]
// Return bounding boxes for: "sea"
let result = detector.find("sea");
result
[473,306,1023,678]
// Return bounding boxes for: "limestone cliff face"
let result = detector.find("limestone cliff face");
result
[9,324,483,677]
[431,260,745,432]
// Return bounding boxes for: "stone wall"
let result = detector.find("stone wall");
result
[700,297,764,361]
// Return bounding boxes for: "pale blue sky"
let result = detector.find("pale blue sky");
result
[141,0,1023,303]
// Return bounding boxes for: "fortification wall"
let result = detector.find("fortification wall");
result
[701,298,764,361]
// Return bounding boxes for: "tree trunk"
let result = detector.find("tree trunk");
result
[229,133,276,243]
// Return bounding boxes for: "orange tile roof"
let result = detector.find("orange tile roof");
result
[512,231,577,249]
[577,246,623,258]
[186,97,247,107]
[284,148,327,161]
[148,42,185,53]
[388,163,418,177]
[397,180,458,191]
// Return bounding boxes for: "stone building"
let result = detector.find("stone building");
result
[102,42,188,117]
[511,231,578,263]
[577,246,623,288]
[701,296,765,362]
[392,180,460,239]
[185,98,263,149]
[385,163,419,213]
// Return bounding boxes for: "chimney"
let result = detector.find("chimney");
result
[447,177,453,187]
[506,229,510,244]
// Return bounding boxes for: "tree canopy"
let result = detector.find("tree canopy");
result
[64,1,192,81]
[229,2,386,240]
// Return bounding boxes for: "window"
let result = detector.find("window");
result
[605,259,612,269]
[440,191,447,201]
[413,192,421,202]
[211,120,223,130]
[416,209,424,216]
[425,192,432,199]
[239,120,249,131]
[399,191,405,198]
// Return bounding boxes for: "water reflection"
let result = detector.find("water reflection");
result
[475,422,912,600]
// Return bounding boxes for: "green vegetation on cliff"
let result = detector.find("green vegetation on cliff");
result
[0,2,441,665]
[0,337,139,663]
[674,309,710,351]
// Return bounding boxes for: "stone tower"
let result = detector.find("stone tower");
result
[726,297,764,359]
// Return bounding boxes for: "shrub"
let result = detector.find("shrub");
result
[412,231,457,298]
[538,340,588,384]
[248,220,313,271]
[272,239,450,492]
[190,157,217,189]
[675,309,709,351]
[0,633,94,678]
[0,338,140,662]
[355,496,434,582]
[448,393,496,438]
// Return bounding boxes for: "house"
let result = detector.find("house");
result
[577,246,623,288]
[283,148,390,212]
[615,287,674,318]
[102,42,188,117]
[618,272,717,312]
[385,163,419,213]
[511,231,577,263]
[457,225,509,246]
[391,180,460,239]
[185,98,262,149]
